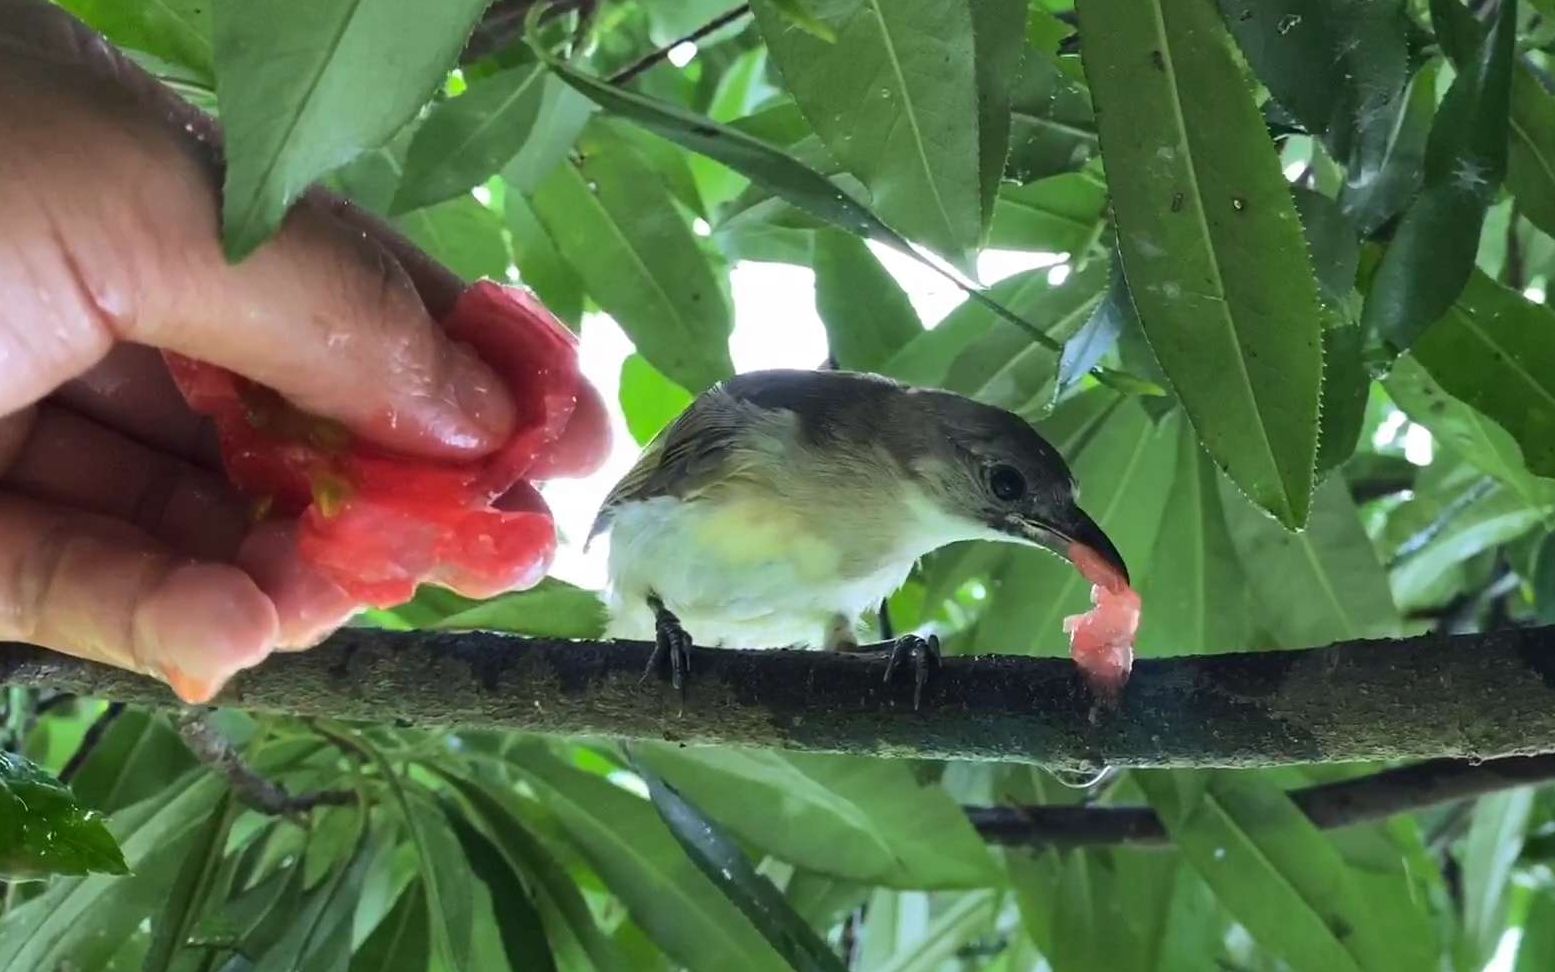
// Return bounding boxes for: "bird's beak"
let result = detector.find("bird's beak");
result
[1008,506,1130,586]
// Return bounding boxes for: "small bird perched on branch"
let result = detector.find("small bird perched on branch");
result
[591,369,1130,708]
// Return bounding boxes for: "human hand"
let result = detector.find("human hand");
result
[0,0,518,702]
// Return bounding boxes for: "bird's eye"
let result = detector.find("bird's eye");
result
[989,464,1026,502]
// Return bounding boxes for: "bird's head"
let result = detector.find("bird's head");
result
[903,390,1130,585]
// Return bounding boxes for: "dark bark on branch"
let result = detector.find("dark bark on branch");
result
[966,754,1555,847]
[5,625,1555,771]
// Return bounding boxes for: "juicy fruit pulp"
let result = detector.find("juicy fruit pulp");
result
[1064,541,1141,700]
[166,281,610,608]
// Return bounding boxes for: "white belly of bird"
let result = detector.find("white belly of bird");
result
[603,494,924,649]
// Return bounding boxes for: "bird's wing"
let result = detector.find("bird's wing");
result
[588,386,765,539]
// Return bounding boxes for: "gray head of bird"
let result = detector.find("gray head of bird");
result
[895,388,1129,585]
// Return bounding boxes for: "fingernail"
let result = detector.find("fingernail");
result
[446,344,515,448]
[162,663,220,705]
[138,564,278,693]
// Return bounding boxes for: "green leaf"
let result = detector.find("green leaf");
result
[357,741,474,972]
[374,577,608,639]
[67,710,197,815]
[751,0,984,270]
[633,760,846,972]
[528,126,734,392]
[506,192,585,327]
[1222,475,1400,647]
[251,821,374,972]
[445,805,555,972]
[813,231,923,371]
[1055,255,1134,396]
[619,354,695,447]
[972,395,1178,656]
[1433,0,1555,241]
[1385,355,1551,507]
[60,0,213,80]
[1390,480,1553,611]
[1136,414,1256,657]
[937,261,1109,413]
[863,890,998,972]
[499,77,595,195]
[350,880,430,972]
[212,0,489,259]
[0,773,224,971]
[0,752,126,881]
[633,746,997,889]
[987,170,1108,255]
[436,770,629,972]
[1359,0,1517,349]
[1040,850,1224,972]
[506,743,792,971]
[1411,270,1555,479]
[1456,789,1534,971]
[1005,48,1098,184]
[971,0,1028,234]
[140,793,235,972]
[1339,60,1438,235]
[1515,887,1555,972]
[1216,0,1410,176]
[538,50,1090,363]
[394,59,549,213]
[1534,531,1555,625]
[1138,770,1429,972]
[1078,0,1325,528]
[395,195,512,282]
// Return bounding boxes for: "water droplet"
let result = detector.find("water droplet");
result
[1170,192,1184,212]
[1277,13,1301,34]
[586,181,599,193]
[1231,197,1246,212]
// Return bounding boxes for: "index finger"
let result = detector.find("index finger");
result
[0,0,515,460]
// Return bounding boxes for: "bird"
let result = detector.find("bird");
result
[589,368,1129,708]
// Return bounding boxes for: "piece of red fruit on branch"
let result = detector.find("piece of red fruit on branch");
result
[1063,541,1141,701]
[164,281,610,608]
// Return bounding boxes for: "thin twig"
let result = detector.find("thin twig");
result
[967,754,1555,847]
[175,711,355,817]
[608,4,752,86]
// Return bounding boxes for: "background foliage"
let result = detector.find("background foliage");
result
[4,0,1555,968]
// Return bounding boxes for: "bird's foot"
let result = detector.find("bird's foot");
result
[642,599,693,706]
[881,633,941,711]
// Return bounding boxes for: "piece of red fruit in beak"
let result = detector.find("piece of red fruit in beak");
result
[1063,541,1141,701]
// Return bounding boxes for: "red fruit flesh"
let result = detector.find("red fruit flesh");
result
[1063,542,1141,700]
[165,281,609,608]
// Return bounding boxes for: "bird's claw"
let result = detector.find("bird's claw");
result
[882,634,940,710]
[643,607,693,705]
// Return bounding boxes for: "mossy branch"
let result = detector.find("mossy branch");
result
[4,625,1555,772]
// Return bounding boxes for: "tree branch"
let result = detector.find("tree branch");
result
[608,5,752,86]
[175,711,356,817]
[4,625,1555,770]
[966,753,1555,847]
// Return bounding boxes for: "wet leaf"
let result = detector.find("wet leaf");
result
[0,751,126,881]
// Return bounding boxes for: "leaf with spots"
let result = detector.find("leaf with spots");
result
[1077,0,1325,528]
